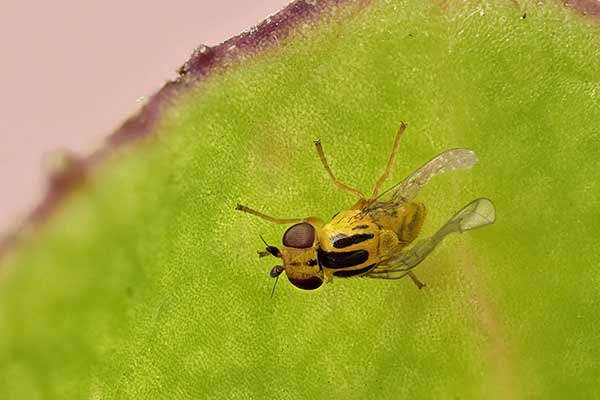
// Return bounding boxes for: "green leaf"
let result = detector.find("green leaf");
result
[1,1,599,398]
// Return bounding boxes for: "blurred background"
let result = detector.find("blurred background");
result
[0,0,290,236]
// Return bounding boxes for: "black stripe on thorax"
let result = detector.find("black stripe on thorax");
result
[333,263,376,277]
[317,248,369,269]
[352,224,370,231]
[332,233,374,249]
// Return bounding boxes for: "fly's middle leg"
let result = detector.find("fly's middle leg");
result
[370,122,406,199]
[314,139,366,199]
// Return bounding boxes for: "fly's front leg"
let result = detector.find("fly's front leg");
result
[235,204,323,226]
[236,204,304,224]
[314,139,366,199]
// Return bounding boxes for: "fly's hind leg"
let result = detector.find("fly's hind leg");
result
[365,198,496,285]
[370,122,406,199]
[314,139,365,199]
[407,271,426,289]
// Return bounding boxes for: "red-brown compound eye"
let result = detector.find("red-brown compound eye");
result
[287,276,323,290]
[282,223,315,248]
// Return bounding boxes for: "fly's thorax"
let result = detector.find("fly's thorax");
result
[317,209,382,276]
[280,222,323,290]
[321,209,380,252]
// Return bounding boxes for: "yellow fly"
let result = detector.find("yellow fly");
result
[236,123,495,292]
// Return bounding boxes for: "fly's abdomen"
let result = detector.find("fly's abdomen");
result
[396,203,426,245]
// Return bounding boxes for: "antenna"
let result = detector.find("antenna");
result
[259,234,270,247]
[270,275,280,299]
[259,235,281,257]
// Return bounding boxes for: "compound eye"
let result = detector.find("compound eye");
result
[283,223,315,248]
[288,276,323,290]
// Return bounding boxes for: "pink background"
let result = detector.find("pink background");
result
[0,1,290,235]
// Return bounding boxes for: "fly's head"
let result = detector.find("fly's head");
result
[260,222,323,291]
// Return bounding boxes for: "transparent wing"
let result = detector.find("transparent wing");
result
[365,198,496,279]
[364,149,478,215]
